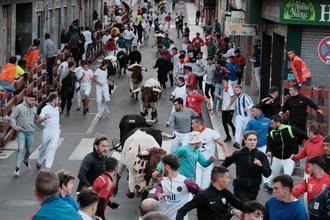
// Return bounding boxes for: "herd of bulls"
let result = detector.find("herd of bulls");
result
[103,54,171,200]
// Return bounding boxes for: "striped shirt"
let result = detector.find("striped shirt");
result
[236,93,253,117]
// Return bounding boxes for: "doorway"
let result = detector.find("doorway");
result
[271,33,285,93]
[16,3,33,56]
[260,33,272,100]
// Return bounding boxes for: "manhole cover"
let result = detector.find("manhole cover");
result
[3,199,38,206]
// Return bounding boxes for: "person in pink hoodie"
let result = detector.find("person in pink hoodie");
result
[291,124,325,178]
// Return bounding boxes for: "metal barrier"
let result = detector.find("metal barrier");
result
[0,41,103,147]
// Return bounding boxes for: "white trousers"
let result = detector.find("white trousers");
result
[268,157,295,184]
[235,115,250,144]
[196,163,213,190]
[171,131,190,151]
[258,145,271,183]
[38,129,60,168]
[229,80,237,88]
[96,85,111,114]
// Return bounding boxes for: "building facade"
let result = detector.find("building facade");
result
[0,0,103,67]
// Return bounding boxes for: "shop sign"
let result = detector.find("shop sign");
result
[318,36,330,64]
[280,0,330,26]
[35,1,44,12]
[54,0,61,9]
[224,12,256,36]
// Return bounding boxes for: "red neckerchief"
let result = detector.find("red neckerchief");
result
[200,126,206,133]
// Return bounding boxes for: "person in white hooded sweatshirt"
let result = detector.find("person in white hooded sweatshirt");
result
[93,60,111,118]
[37,93,60,169]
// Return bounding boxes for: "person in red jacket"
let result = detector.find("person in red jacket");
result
[292,156,330,204]
[192,33,204,52]
[291,124,325,178]
[184,66,197,90]
[233,49,246,85]
[186,85,211,116]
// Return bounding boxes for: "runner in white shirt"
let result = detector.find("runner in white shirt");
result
[170,76,187,106]
[76,61,94,115]
[82,27,93,60]
[92,60,111,118]
[37,94,60,169]
[155,155,201,220]
[191,116,229,189]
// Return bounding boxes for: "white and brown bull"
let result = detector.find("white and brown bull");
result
[128,63,147,99]
[132,78,162,121]
[114,129,167,199]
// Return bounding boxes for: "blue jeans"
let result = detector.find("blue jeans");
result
[213,83,223,110]
[15,131,34,169]
[0,80,16,93]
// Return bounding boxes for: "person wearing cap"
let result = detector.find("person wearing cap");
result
[291,124,326,178]
[77,136,109,192]
[292,156,330,204]
[233,49,246,85]
[153,131,215,181]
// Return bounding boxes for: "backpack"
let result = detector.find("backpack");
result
[308,187,330,218]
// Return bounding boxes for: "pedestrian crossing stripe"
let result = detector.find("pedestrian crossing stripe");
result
[68,138,94,160]
[29,138,64,160]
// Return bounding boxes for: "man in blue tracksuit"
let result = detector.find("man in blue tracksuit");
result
[244,105,271,154]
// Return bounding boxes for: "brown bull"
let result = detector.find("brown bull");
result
[140,86,161,120]
[128,64,146,99]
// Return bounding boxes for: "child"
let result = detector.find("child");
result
[93,157,120,220]
[57,169,79,211]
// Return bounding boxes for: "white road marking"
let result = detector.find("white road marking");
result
[0,150,15,160]
[68,138,94,160]
[85,86,117,135]
[29,138,64,160]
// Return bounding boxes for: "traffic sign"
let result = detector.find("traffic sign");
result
[318,36,330,64]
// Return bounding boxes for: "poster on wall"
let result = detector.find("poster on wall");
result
[224,12,256,36]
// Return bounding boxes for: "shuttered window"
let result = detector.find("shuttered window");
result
[301,27,330,87]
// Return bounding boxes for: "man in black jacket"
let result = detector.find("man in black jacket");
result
[176,166,244,220]
[265,115,307,190]
[128,45,142,65]
[77,136,109,192]
[222,131,271,202]
[258,86,281,118]
[280,84,322,131]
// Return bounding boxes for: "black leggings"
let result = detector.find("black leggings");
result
[196,76,203,90]
[204,84,215,100]
[222,110,236,138]
[60,89,74,112]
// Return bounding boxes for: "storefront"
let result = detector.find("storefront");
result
[280,0,330,87]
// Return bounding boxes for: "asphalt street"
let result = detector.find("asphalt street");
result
[0,1,305,220]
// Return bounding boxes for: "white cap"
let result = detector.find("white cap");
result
[188,131,202,144]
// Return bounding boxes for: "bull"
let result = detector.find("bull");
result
[113,129,167,200]
[132,78,162,121]
[116,50,129,75]
[128,63,147,99]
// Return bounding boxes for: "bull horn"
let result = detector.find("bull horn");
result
[161,132,176,139]
[152,88,162,93]
[132,88,141,93]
